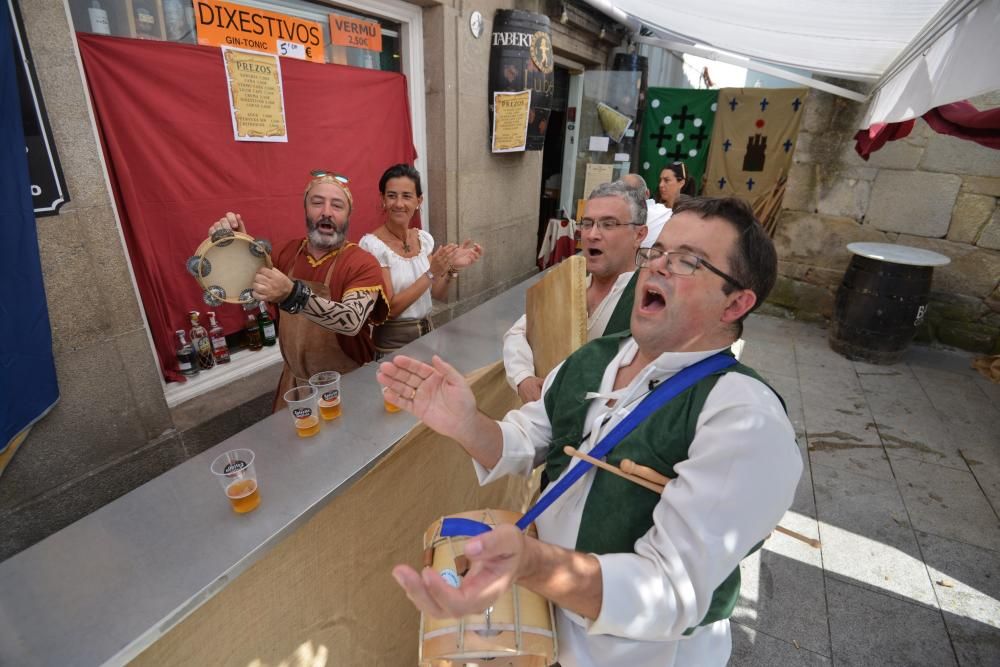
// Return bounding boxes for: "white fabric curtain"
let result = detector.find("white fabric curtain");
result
[584,0,1000,128]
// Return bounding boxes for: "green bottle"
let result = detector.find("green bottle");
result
[257,302,277,347]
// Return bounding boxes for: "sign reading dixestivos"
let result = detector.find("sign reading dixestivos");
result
[194,0,324,63]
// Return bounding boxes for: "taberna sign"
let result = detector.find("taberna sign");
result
[8,0,70,216]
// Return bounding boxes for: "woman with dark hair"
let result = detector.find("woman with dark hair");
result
[360,164,482,354]
[658,161,696,210]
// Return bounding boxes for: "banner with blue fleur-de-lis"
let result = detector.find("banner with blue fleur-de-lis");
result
[703,88,807,209]
[639,88,718,198]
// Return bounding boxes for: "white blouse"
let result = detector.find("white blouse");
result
[359,229,434,320]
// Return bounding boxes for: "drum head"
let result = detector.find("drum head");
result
[189,232,273,304]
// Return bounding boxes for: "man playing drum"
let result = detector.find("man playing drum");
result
[379,197,802,666]
[503,180,646,403]
[209,171,388,410]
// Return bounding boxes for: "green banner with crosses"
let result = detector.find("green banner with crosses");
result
[639,88,719,197]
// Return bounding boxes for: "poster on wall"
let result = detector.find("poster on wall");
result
[194,0,324,63]
[583,163,615,199]
[222,47,288,142]
[596,102,632,143]
[492,90,530,153]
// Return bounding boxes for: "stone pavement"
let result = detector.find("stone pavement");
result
[730,314,1000,667]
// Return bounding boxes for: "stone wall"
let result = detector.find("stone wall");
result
[770,86,1000,354]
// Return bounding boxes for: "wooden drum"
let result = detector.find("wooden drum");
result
[420,509,557,667]
[186,229,272,306]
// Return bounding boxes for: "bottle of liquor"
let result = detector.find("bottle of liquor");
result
[175,330,199,377]
[244,303,263,351]
[258,302,277,347]
[207,311,231,364]
[88,0,111,35]
[132,0,161,40]
[189,311,216,370]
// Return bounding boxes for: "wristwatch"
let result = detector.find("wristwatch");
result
[425,270,436,282]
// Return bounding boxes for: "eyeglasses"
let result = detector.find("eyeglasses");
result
[635,247,746,290]
[309,169,350,184]
[579,218,639,232]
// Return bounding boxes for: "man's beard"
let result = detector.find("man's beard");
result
[306,215,348,251]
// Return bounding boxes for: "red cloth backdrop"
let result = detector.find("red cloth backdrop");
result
[77,34,416,382]
[855,100,1000,160]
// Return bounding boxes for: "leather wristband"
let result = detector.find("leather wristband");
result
[278,279,312,313]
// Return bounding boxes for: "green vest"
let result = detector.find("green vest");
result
[542,331,782,630]
[600,272,638,336]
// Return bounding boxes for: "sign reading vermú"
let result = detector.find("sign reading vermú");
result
[329,14,382,52]
[194,0,324,63]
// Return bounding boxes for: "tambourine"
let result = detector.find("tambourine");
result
[185,229,273,306]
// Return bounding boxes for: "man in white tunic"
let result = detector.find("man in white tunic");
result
[504,181,646,403]
[379,196,802,667]
[622,172,671,249]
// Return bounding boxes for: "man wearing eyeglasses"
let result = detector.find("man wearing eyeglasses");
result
[209,171,388,410]
[621,173,671,250]
[379,196,801,667]
[503,180,646,403]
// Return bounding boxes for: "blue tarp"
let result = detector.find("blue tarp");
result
[1,8,58,458]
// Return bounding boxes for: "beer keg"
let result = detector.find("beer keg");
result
[488,10,554,151]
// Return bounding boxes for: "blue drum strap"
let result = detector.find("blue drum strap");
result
[439,352,736,538]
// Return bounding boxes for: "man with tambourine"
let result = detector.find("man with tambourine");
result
[378,197,802,666]
[209,171,388,410]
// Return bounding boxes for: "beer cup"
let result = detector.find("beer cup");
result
[210,448,260,514]
[309,371,342,421]
[383,386,402,413]
[284,385,321,437]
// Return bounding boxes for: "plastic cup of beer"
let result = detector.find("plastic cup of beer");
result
[309,371,342,421]
[382,386,402,413]
[284,385,321,437]
[210,448,260,514]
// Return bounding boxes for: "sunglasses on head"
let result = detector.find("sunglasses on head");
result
[671,161,687,181]
[310,169,350,184]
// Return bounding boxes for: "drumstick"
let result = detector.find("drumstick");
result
[774,525,822,549]
[620,458,669,486]
[569,448,822,549]
[563,446,665,494]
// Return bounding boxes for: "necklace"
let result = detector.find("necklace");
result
[386,225,410,252]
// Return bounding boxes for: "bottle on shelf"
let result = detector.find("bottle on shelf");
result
[174,329,199,377]
[258,302,277,347]
[207,311,231,364]
[88,0,111,35]
[189,311,215,370]
[244,303,263,351]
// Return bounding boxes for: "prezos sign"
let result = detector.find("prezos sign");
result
[194,0,324,63]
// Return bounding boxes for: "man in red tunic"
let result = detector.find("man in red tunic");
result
[209,172,388,410]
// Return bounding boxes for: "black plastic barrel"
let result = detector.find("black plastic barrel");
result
[488,10,554,151]
[829,255,934,364]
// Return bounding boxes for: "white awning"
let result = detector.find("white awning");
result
[582,0,1000,129]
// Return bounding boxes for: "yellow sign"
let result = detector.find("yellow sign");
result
[492,90,531,153]
[194,0,324,63]
[223,48,288,142]
[329,14,383,52]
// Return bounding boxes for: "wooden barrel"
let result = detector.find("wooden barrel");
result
[488,10,554,151]
[829,255,935,364]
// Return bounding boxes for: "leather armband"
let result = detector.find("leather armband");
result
[279,280,312,313]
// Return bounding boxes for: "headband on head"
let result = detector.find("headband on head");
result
[673,161,687,181]
[305,172,354,210]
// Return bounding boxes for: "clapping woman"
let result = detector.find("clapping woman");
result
[360,164,482,354]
